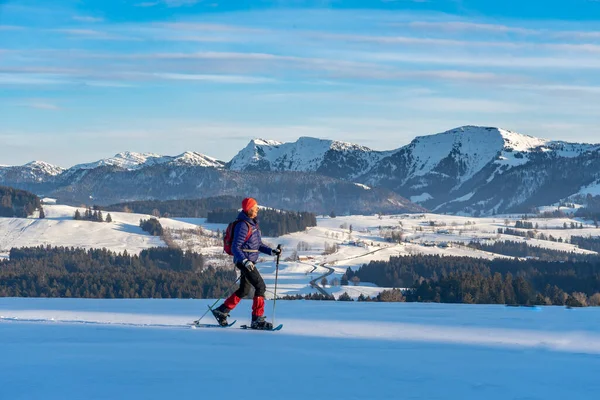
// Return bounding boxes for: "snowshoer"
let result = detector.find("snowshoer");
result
[212,197,281,330]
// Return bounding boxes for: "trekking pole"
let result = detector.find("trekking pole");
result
[194,274,241,324]
[272,244,282,326]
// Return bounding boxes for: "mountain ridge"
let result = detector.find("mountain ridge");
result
[2,125,599,215]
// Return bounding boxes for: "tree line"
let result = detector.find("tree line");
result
[0,185,42,218]
[74,207,113,223]
[103,196,243,218]
[348,255,600,306]
[207,208,317,237]
[468,240,600,262]
[0,246,235,299]
[570,236,600,253]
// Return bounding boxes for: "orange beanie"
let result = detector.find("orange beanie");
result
[242,197,258,212]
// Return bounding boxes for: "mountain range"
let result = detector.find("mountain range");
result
[2,125,599,215]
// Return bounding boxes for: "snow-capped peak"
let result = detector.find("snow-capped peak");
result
[252,138,283,147]
[23,161,65,176]
[228,136,388,178]
[496,127,550,152]
[70,152,170,171]
[171,152,224,168]
[70,151,224,171]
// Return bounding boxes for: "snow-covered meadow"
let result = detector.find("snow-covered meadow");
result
[2,204,600,299]
[1,298,600,400]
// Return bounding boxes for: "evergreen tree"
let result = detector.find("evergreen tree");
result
[106,213,113,223]
[74,210,81,220]
[337,292,353,301]
[39,207,45,219]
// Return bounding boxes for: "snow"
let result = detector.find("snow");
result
[170,151,224,168]
[70,151,224,171]
[23,160,65,176]
[354,183,371,190]
[228,136,389,178]
[410,192,433,203]
[451,191,475,202]
[568,179,600,198]
[71,151,171,170]
[3,208,600,298]
[406,126,507,182]
[1,298,600,400]
[0,204,202,257]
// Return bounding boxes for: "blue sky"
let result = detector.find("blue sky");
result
[1,0,600,166]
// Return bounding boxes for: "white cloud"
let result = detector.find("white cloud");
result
[0,25,25,31]
[54,29,139,41]
[406,21,539,35]
[73,16,104,23]
[135,0,201,7]
[23,101,61,110]
[150,72,275,84]
[366,52,600,69]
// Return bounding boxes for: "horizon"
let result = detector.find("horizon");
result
[2,0,600,166]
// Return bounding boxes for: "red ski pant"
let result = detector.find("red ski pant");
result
[223,262,266,317]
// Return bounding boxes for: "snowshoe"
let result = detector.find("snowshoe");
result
[211,306,231,327]
[250,315,273,330]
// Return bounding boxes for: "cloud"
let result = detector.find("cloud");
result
[0,73,67,86]
[154,22,266,33]
[53,29,139,41]
[23,101,61,110]
[0,25,25,31]
[366,52,600,69]
[404,20,600,41]
[149,73,275,83]
[135,0,201,7]
[312,32,600,53]
[406,21,539,35]
[73,16,104,23]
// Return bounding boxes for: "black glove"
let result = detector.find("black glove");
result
[272,248,282,256]
[242,259,255,271]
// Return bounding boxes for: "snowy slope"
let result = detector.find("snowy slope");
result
[0,161,64,183]
[2,207,600,300]
[1,298,600,400]
[228,136,391,179]
[362,126,600,214]
[4,207,600,300]
[0,204,201,257]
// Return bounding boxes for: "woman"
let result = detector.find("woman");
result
[212,197,281,330]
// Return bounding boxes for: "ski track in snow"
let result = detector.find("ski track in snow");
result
[2,309,600,355]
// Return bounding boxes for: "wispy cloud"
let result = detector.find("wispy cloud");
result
[0,25,25,30]
[134,1,160,6]
[21,101,61,110]
[404,20,600,41]
[135,0,201,7]
[0,73,67,86]
[366,52,600,69]
[313,32,600,53]
[150,72,275,84]
[154,22,266,33]
[53,29,139,41]
[3,48,521,86]
[406,21,539,35]
[72,16,104,23]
